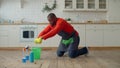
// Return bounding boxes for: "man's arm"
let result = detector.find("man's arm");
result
[41,21,63,40]
[38,24,51,38]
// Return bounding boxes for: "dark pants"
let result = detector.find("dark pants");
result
[57,35,88,58]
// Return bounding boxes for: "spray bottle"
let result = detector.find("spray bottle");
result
[22,45,29,63]
[22,48,26,63]
[25,45,29,60]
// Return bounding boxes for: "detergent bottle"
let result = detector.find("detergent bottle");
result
[32,47,41,60]
[29,51,34,63]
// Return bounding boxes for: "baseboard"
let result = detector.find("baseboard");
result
[87,47,120,50]
[0,47,120,51]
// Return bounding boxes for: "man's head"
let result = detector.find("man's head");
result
[47,13,57,26]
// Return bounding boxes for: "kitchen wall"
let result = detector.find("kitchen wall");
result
[0,0,119,23]
[107,0,120,23]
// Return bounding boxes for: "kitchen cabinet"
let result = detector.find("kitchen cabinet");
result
[103,25,120,46]
[87,0,95,9]
[64,0,108,11]
[73,25,86,47]
[0,24,120,47]
[0,25,20,47]
[8,25,20,47]
[64,0,85,11]
[85,24,120,47]
[64,0,73,10]
[0,25,60,47]
[48,35,61,47]
[0,26,9,47]
[98,0,107,9]
[76,0,84,9]
[86,25,104,47]
[0,25,38,47]
[0,0,24,8]
[95,0,108,11]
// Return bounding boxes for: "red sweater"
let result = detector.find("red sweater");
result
[38,18,78,40]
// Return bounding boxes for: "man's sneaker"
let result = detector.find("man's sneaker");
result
[84,47,89,57]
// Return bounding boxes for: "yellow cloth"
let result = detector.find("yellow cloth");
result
[34,38,42,44]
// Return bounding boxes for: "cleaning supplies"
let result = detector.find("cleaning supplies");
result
[29,51,34,63]
[22,48,26,63]
[22,46,29,63]
[22,46,41,63]
[32,47,41,60]
[22,57,26,63]
[25,49,29,60]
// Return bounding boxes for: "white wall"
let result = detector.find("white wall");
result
[107,0,120,23]
[0,0,108,23]
[0,0,120,23]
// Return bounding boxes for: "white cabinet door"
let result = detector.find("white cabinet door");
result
[8,25,20,47]
[48,35,61,47]
[104,29,120,46]
[0,26,9,47]
[75,0,85,10]
[98,0,108,11]
[64,0,75,11]
[104,24,120,46]
[0,37,8,47]
[104,25,120,46]
[73,25,86,47]
[86,25,104,47]
[87,0,96,9]
[86,29,104,47]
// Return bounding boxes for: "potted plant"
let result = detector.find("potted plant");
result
[42,0,57,12]
[65,18,72,23]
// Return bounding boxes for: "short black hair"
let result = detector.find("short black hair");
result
[47,13,56,18]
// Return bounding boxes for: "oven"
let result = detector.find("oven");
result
[20,25,38,42]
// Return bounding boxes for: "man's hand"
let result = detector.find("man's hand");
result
[34,38,42,44]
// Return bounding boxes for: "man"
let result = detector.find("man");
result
[34,13,88,58]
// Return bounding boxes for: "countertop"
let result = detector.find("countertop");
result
[0,22,120,25]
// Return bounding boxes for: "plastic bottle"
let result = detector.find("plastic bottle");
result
[25,49,29,60]
[22,57,26,63]
[32,47,41,60]
[29,51,34,63]
[22,48,26,63]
